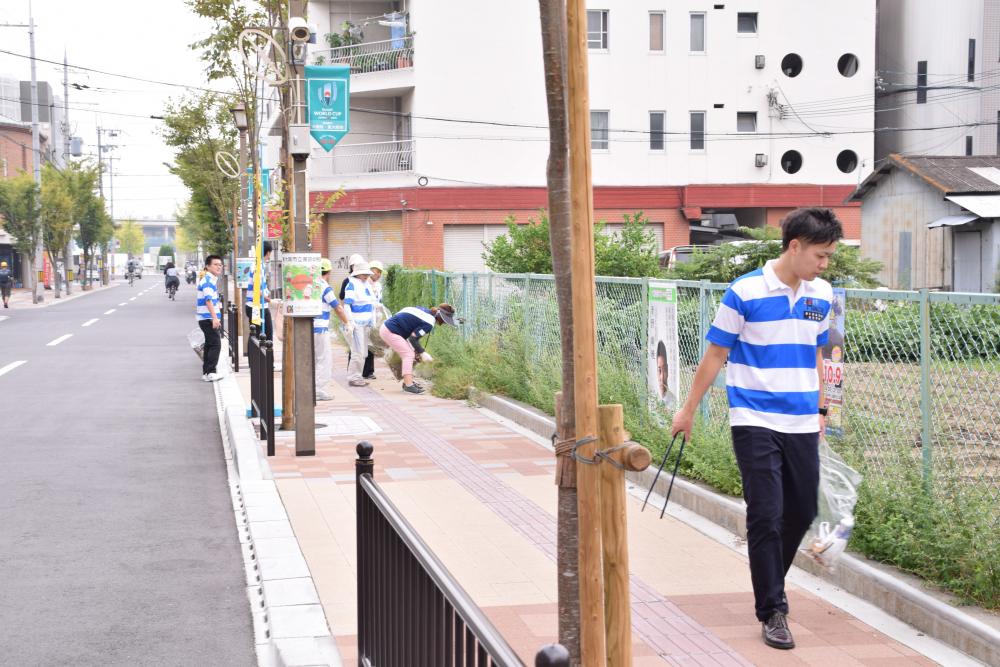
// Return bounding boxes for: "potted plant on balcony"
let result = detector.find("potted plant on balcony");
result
[325,21,363,65]
[396,30,415,68]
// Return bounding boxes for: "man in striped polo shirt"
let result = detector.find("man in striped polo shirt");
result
[672,208,841,650]
[245,241,273,337]
[314,258,352,400]
[196,254,225,382]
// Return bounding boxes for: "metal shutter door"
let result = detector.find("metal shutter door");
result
[444,225,509,272]
[600,222,664,250]
[327,214,369,287]
[367,211,404,268]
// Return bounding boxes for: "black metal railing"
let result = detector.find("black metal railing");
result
[355,443,569,667]
[226,302,240,373]
[249,325,275,456]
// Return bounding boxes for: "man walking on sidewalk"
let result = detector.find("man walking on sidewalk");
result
[343,261,376,387]
[196,255,224,382]
[314,258,352,400]
[671,208,840,650]
[0,261,12,308]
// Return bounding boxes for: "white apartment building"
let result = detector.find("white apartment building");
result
[301,1,875,271]
[875,0,1000,159]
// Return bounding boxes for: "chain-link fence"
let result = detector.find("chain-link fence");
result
[390,269,1000,516]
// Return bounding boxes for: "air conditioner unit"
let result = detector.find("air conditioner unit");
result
[755,55,766,69]
[755,153,768,168]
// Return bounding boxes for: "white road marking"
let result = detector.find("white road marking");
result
[0,316,7,323]
[129,297,136,301]
[0,360,26,377]
[118,302,126,306]
[46,334,73,347]
[82,318,98,327]
[104,309,115,315]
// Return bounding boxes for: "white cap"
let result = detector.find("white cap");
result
[348,253,365,268]
[369,260,384,272]
[351,261,373,277]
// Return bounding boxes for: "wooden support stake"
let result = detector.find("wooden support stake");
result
[598,404,651,667]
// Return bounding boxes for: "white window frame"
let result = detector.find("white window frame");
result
[689,111,706,151]
[591,110,610,151]
[649,11,665,52]
[587,10,609,50]
[690,12,706,53]
[736,111,757,133]
[737,12,758,35]
[649,111,666,151]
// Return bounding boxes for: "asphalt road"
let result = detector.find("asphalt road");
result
[0,280,255,666]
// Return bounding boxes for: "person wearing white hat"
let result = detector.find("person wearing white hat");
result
[343,261,376,386]
[314,258,353,400]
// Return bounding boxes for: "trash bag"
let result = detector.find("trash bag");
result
[187,326,205,360]
[368,305,392,355]
[801,437,862,571]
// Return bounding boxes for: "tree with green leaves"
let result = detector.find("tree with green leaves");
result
[483,210,663,278]
[116,220,145,257]
[77,197,114,287]
[0,172,41,291]
[40,164,76,297]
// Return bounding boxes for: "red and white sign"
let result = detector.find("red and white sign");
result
[265,209,284,240]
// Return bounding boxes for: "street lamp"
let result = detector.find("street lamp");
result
[230,103,248,132]
[230,102,251,355]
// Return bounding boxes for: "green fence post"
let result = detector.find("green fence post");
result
[471,272,478,334]
[640,277,650,426]
[919,288,932,486]
[430,269,437,304]
[698,280,711,421]
[461,273,469,339]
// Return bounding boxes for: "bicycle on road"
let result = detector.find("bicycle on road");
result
[127,270,135,287]
[167,280,178,300]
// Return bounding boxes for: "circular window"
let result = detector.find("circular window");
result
[838,53,859,77]
[837,149,858,173]
[781,53,803,77]
[781,150,803,174]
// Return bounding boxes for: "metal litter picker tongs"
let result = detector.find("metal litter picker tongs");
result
[642,432,687,518]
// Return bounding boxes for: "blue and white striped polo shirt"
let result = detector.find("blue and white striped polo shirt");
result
[196,272,221,321]
[706,259,832,433]
[313,279,341,334]
[343,276,375,326]
[245,266,269,307]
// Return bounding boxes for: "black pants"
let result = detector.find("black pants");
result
[731,426,819,622]
[245,305,273,339]
[199,319,222,375]
[347,350,375,377]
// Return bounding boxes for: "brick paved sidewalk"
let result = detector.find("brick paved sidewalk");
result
[235,342,958,666]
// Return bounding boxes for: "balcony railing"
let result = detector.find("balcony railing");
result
[321,139,414,175]
[319,36,414,74]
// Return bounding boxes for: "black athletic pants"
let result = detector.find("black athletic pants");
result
[245,305,274,339]
[199,319,221,375]
[731,425,819,622]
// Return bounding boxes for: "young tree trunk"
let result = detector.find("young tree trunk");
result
[49,250,61,298]
[64,242,73,294]
[538,0,580,662]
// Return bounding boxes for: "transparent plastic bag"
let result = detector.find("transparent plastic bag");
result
[368,305,392,355]
[187,327,205,359]
[801,437,862,571]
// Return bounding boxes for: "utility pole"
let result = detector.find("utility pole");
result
[97,126,120,285]
[62,50,72,294]
[288,0,315,456]
[28,3,44,303]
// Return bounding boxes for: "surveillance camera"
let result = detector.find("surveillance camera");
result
[289,16,311,43]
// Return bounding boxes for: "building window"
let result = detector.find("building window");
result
[838,53,859,77]
[781,53,803,77]
[690,13,706,52]
[649,111,665,150]
[917,60,928,103]
[781,150,803,174]
[587,10,609,50]
[736,111,757,133]
[649,12,664,51]
[737,12,757,34]
[836,150,858,173]
[591,111,609,150]
[966,136,973,156]
[690,111,705,150]
[969,39,976,82]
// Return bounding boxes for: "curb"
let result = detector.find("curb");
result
[471,390,1000,667]
[214,373,344,667]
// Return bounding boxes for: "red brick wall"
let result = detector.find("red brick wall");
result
[0,126,32,178]
[403,210,444,268]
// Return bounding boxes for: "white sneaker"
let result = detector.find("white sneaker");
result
[204,372,223,382]
[202,374,210,382]
[316,389,334,401]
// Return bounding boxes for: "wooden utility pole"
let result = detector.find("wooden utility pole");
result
[566,0,605,663]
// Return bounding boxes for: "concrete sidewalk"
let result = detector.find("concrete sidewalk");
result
[3,282,118,309]
[234,342,979,666]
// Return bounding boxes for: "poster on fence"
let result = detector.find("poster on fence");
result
[281,253,323,317]
[648,280,681,410]
[822,287,846,437]
[235,258,254,289]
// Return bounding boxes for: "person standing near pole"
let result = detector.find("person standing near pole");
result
[246,241,273,337]
[343,261,375,387]
[314,258,352,400]
[196,255,225,382]
[671,208,840,651]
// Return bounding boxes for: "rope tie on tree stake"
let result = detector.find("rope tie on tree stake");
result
[561,435,635,468]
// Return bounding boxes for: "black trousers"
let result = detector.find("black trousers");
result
[199,319,222,375]
[731,426,819,622]
[245,305,274,339]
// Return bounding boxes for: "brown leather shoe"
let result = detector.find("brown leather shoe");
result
[762,611,795,649]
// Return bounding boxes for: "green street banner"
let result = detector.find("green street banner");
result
[305,64,350,151]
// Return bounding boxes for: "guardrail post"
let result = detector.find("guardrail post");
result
[355,441,374,664]
[263,335,275,457]
[919,288,932,485]
[249,325,259,419]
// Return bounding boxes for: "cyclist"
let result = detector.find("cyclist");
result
[164,261,180,297]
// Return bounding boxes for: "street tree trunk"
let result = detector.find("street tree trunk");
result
[49,250,61,298]
[539,0,580,663]
[64,243,72,294]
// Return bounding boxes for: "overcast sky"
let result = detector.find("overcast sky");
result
[0,0,220,220]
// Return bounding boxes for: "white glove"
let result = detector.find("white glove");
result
[343,321,356,335]
[420,352,433,363]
